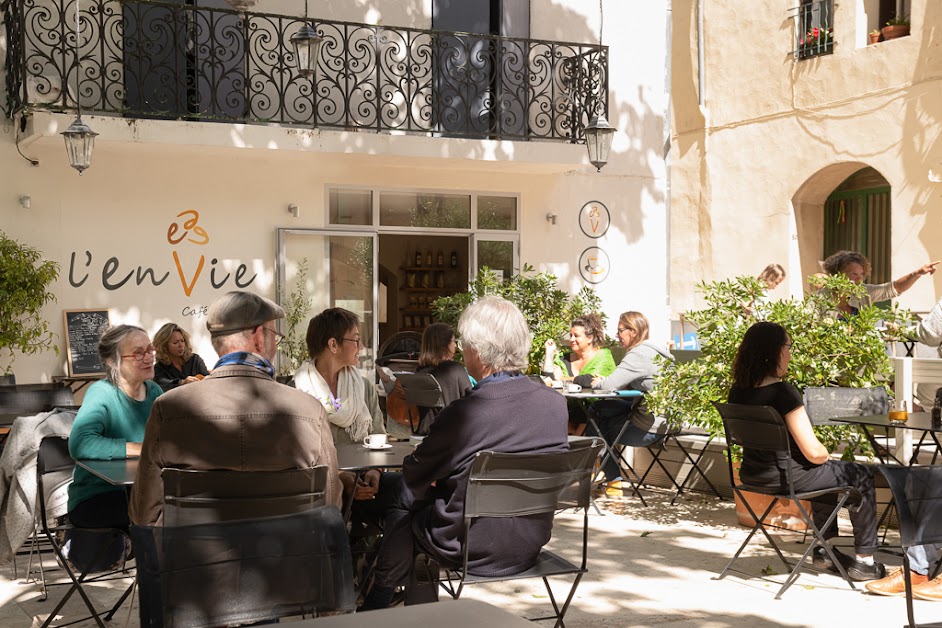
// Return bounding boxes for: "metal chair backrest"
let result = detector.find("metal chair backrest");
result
[131,506,355,627]
[37,436,74,529]
[713,402,799,494]
[879,465,942,550]
[802,386,889,426]
[161,467,328,526]
[396,372,446,409]
[464,443,603,519]
[0,385,74,417]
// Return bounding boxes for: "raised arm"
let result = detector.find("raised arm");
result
[893,261,940,295]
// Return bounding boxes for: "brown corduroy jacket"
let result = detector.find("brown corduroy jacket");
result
[130,364,341,526]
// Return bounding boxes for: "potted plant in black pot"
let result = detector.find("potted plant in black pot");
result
[0,231,60,381]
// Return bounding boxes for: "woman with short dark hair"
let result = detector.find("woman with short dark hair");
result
[728,321,884,581]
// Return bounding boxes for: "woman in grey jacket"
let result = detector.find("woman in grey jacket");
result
[573,311,672,482]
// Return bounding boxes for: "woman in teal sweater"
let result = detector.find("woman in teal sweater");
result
[68,325,162,529]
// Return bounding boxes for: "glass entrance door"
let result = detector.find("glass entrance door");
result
[275,229,377,378]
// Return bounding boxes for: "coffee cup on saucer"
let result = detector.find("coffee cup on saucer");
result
[364,433,388,449]
[566,383,582,393]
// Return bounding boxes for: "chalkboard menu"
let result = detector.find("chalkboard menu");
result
[64,309,111,377]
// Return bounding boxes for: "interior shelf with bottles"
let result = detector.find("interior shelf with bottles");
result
[400,249,461,331]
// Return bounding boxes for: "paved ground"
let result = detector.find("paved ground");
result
[1,489,938,628]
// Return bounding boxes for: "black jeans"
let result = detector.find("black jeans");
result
[68,489,130,530]
[749,460,878,555]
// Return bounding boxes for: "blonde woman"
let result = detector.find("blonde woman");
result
[577,311,672,482]
[152,323,209,391]
[758,263,786,290]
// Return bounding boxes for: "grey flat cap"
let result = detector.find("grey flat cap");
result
[206,291,285,335]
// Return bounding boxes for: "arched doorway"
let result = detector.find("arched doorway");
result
[792,163,891,289]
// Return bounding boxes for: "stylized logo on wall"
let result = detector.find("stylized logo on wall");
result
[579,201,610,239]
[578,247,610,284]
[68,210,257,295]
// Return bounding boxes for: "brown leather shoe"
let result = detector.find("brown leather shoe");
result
[913,575,942,601]
[865,568,928,596]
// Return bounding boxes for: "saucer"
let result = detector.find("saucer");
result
[362,443,393,450]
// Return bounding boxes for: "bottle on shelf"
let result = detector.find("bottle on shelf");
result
[437,249,444,267]
[450,250,458,269]
[415,249,422,267]
[436,271,445,288]
[425,250,433,266]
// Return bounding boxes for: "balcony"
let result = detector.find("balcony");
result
[3,0,608,143]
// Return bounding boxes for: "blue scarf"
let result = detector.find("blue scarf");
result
[213,352,275,378]
[472,370,522,390]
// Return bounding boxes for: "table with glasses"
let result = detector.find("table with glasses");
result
[831,412,942,466]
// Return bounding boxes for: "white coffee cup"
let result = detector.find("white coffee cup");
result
[364,433,388,448]
[567,383,582,393]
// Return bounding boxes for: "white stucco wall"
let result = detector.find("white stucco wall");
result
[670,0,942,315]
[0,0,669,383]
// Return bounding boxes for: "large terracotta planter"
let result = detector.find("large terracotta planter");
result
[733,464,811,532]
[881,25,910,41]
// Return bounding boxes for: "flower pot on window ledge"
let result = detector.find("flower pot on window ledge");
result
[881,24,910,40]
[869,31,881,44]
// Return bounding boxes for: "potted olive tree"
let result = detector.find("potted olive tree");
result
[647,274,913,526]
[0,231,60,380]
[276,258,313,383]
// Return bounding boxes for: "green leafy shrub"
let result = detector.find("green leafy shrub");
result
[432,264,603,374]
[277,258,312,378]
[647,273,915,459]
[0,231,60,374]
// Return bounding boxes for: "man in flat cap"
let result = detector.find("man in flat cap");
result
[130,291,341,525]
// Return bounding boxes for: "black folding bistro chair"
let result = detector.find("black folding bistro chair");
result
[439,441,604,628]
[36,436,134,628]
[396,372,445,435]
[634,426,724,504]
[878,465,942,628]
[161,466,328,525]
[713,403,862,598]
[131,506,355,628]
[584,397,652,505]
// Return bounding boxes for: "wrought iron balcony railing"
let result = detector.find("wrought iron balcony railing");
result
[3,0,608,142]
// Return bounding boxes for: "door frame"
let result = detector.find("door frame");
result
[275,227,379,374]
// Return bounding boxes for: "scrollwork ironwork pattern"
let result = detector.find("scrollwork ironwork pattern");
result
[5,0,608,142]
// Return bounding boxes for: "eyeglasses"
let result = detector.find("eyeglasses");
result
[617,327,635,334]
[262,327,286,346]
[783,342,794,350]
[341,336,363,346]
[121,345,156,362]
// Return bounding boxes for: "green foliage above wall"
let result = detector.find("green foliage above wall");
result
[647,274,915,458]
[432,264,603,374]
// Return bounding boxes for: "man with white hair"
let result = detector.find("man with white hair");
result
[130,290,340,525]
[360,295,569,610]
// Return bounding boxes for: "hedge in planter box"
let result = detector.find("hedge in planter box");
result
[647,273,914,459]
